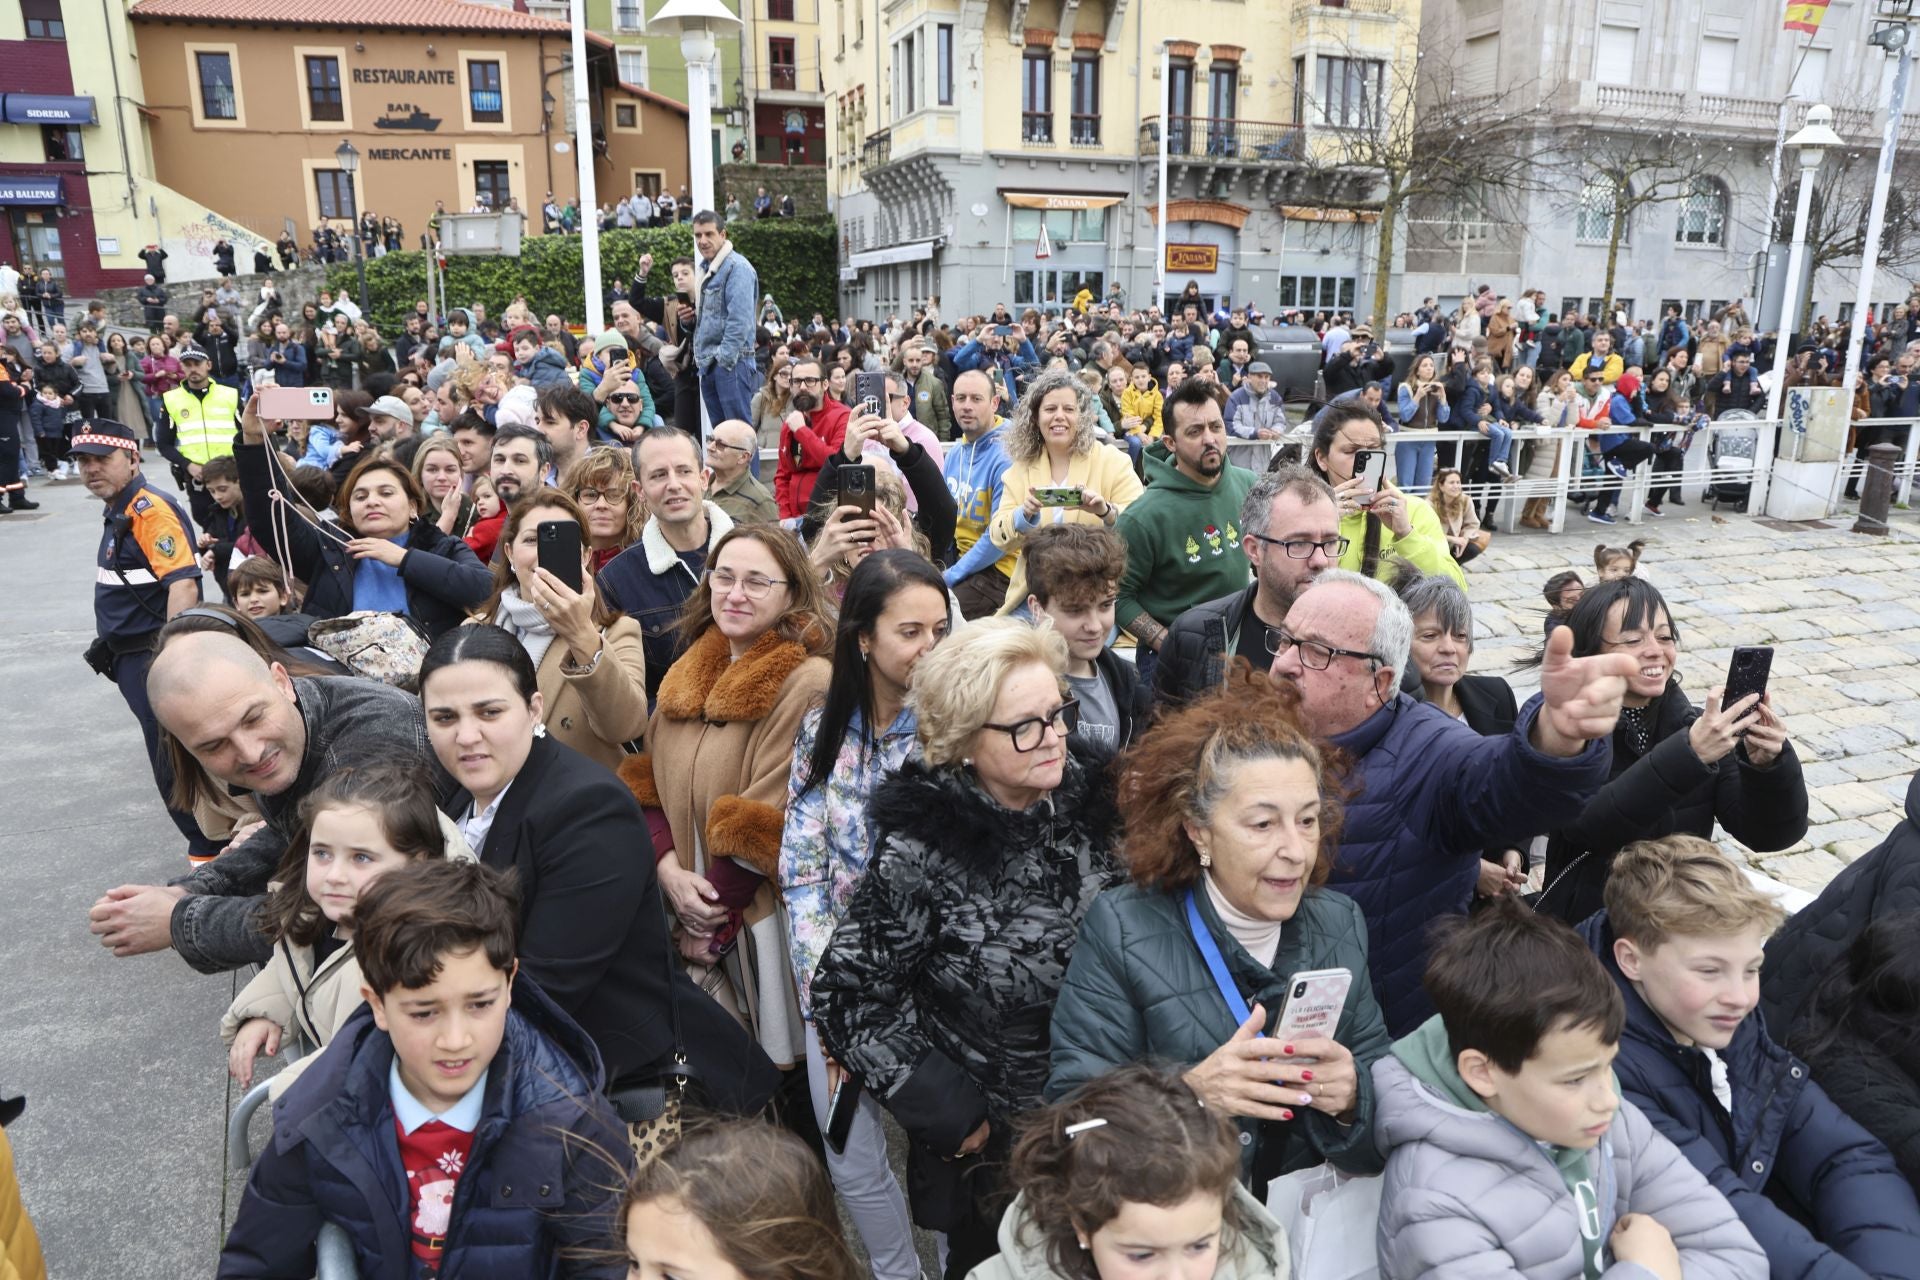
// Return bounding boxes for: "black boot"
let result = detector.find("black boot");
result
[8,491,39,511]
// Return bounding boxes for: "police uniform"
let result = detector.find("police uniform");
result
[75,423,216,860]
[156,347,239,529]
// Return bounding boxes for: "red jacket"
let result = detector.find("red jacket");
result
[775,397,850,518]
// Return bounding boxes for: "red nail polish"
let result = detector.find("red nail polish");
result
[1282,1044,1295,1055]
[1302,1070,1314,1082]
[1280,1109,1294,1121]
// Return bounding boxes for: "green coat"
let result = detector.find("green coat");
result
[1047,881,1390,1186]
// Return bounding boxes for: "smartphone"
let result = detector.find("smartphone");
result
[675,290,693,308]
[1724,645,1773,713]
[825,1075,862,1156]
[1034,485,1084,508]
[854,369,889,414]
[836,463,878,521]
[257,385,336,420]
[536,520,584,595]
[1273,968,1353,1044]
[1351,449,1386,505]
[994,324,1014,337]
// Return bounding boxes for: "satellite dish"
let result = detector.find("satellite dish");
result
[970,202,989,217]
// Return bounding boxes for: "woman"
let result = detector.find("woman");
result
[103,331,147,436]
[972,1065,1287,1280]
[1534,577,1809,923]
[355,324,395,383]
[1393,353,1448,494]
[751,352,795,459]
[137,334,183,432]
[322,389,375,483]
[1048,669,1390,1197]
[984,367,1144,615]
[1518,367,1575,529]
[814,619,1125,1279]
[238,400,492,638]
[1640,367,1693,515]
[420,625,780,1117]
[1426,466,1488,567]
[476,490,649,772]
[412,435,474,538]
[1308,401,1465,587]
[779,551,949,1280]
[827,362,853,409]
[1486,297,1516,371]
[804,467,920,597]
[243,318,274,374]
[566,444,646,572]
[619,526,834,1076]
[315,314,360,391]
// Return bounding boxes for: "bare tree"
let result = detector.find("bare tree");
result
[1767,148,1920,334]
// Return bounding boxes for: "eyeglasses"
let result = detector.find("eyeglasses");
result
[707,438,752,455]
[792,375,824,386]
[1250,534,1349,560]
[608,393,642,404]
[980,700,1080,753]
[574,487,621,505]
[709,568,787,599]
[1265,627,1380,670]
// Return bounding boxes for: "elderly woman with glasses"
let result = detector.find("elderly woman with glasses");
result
[813,618,1125,1279]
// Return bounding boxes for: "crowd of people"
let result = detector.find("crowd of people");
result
[1,216,1915,1280]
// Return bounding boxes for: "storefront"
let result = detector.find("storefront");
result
[1002,190,1121,314]
[0,174,72,288]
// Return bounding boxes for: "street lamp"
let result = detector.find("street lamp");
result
[1764,103,1844,426]
[1840,4,1918,395]
[333,138,371,315]
[649,0,743,215]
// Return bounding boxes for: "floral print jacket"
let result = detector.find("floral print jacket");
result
[778,703,920,1016]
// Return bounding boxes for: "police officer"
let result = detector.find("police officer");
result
[74,421,214,861]
[155,342,238,530]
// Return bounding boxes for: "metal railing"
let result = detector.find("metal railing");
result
[860,129,891,173]
[1138,115,1307,162]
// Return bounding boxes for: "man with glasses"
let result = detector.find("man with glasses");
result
[1153,465,1341,707]
[706,419,777,524]
[774,357,849,518]
[1268,570,1635,1036]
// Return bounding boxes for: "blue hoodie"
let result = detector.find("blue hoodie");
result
[942,418,1014,585]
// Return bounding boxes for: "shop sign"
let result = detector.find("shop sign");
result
[1166,243,1219,272]
[369,147,454,161]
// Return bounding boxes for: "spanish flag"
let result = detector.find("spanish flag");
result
[1784,0,1833,34]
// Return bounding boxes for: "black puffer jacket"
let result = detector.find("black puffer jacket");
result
[1152,584,1258,709]
[1538,678,1808,923]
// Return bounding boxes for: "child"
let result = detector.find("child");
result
[1585,837,1920,1278]
[1120,364,1164,440]
[222,767,473,1095]
[510,324,570,389]
[1542,570,1583,636]
[464,474,506,562]
[1374,897,1766,1280]
[196,455,262,601]
[220,858,630,1279]
[1022,524,1147,751]
[1469,359,1517,478]
[1593,539,1646,581]
[435,306,488,361]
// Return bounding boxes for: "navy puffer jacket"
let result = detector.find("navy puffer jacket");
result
[219,972,631,1280]
[1581,912,1920,1280]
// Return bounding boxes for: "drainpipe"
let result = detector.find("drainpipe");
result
[99,0,140,243]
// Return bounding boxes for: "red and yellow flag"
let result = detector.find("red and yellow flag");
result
[1784,0,1833,34]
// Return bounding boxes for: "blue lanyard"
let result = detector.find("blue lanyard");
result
[1184,889,1252,1027]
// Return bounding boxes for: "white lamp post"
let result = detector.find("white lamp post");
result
[650,0,742,215]
[569,0,603,332]
[1764,103,1844,427]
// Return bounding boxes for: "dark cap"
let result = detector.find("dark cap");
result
[1247,361,1273,375]
[68,420,141,459]
[176,343,211,363]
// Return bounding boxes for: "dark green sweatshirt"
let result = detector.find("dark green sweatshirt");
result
[1114,451,1257,635]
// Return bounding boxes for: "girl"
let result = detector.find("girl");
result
[1542,569,1583,636]
[1429,467,1488,566]
[969,1065,1286,1280]
[222,766,472,1093]
[1307,400,1464,586]
[1593,539,1646,581]
[465,474,507,562]
[411,435,474,539]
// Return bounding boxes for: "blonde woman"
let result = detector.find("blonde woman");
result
[413,435,475,538]
[1429,467,1489,566]
[752,352,796,459]
[1520,368,1576,529]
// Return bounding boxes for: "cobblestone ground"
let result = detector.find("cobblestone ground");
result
[1465,503,1920,899]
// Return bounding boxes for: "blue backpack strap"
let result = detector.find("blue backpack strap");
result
[1185,889,1253,1027]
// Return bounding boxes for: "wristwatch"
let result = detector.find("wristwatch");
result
[561,641,604,676]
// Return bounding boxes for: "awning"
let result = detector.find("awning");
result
[0,176,64,205]
[2,94,96,125]
[1002,191,1125,211]
[847,239,939,270]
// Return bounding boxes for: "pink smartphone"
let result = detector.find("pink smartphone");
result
[1273,967,1353,1044]
[257,385,336,420]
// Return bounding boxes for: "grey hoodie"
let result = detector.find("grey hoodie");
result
[1372,1017,1766,1280]
[967,1184,1288,1280]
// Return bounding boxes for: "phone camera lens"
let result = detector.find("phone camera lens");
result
[1293,983,1307,999]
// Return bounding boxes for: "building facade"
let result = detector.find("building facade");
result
[740,0,827,165]
[586,0,744,176]
[821,0,1420,320]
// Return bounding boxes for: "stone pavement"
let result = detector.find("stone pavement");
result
[1463,502,1920,896]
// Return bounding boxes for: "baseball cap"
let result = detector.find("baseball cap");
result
[68,420,141,458]
[369,395,415,428]
[176,343,211,363]
[1247,361,1273,376]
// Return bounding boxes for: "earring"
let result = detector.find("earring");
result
[1198,852,1212,868]
[962,757,973,767]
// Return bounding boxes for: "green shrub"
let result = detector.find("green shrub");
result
[331,219,840,334]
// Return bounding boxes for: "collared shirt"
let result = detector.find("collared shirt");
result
[460,778,515,857]
[390,1058,489,1136]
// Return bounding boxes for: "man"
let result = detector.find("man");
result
[1153,466,1336,707]
[940,370,1017,618]
[1569,330,1624,387]
[155,343,239,529]
[1219,337,1254,389]
[446,412,494,490]
[901,340,952,439]
[774,357,850,517]
[1320,314,1353,364]
[543,313,579,364]
[600,428,736,700]
[952,324,1031,404]
[71,421,210,861]
[194,313,243,391]
[1224,361,1286,443]
[753,185,773,218]
[1713,348,1761,417]
[136,275,168,334]
[86,630,435,970]
[367,395,414,444]
[534,382,595,482]
[882,371,945,473]
[140,242,168,283]
[490,422,550,503]
[690,211,762,429]
[68,322,112,429]
[706,418,778,524]
[1324,328,1392,397]
[275,232,298,270]
[1114,379,1255,690]
[1269,570,1632,1034]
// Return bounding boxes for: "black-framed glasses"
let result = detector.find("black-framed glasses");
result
[574,487,620,505]
[981,700,1079,752]
[1265,627,1380,670]
[1250,533,1350,560]
[707,438,752,455]
[792,375,824,386]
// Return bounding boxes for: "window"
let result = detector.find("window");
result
[469,60,504,123]
[1070,54,1100,143]
[936,24,953,105]
[1576,177,1627,245]
[1697,36,1737,96]
[1460,32,1499,94]
[305,55,343,122]
[1022,51,1052,143]
[1791,46,1829,99]
[1208,63,1237,121]
[474,160,511,211]
[1595,24,1637,86]
[197,51,236,119]
[771,36,797,90]
[22,0,62,38]
[1011,208,1106,242]
[1560,296,1584,321]
[767,0,793,16]
[315,169,356,221]
[42,124,82,162]
[1676,178,1726,246]
[618,48,648,87]
[614,0,642,28]
[892,32,916,118]
[1314,56,1383,128]
[614,102,637,127]
[1277,275,1356,311]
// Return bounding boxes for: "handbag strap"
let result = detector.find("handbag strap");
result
[1184,889,1252,1027]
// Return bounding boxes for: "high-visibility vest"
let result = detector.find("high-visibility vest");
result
[161,383,240,465]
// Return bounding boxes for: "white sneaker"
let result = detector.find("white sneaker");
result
[1491,460,1513,479]
[55,462,69,480]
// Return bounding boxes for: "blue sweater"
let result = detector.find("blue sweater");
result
[942,423,1013,585]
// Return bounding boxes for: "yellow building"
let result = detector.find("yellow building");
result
[741,0,827,164]
[820,0,1417,319]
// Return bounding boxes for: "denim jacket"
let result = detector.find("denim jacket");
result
[693,248,759,371]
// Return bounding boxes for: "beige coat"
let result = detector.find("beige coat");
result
[1486,311,1516,365]
[986,441,1145,614]
[533,614,650,772]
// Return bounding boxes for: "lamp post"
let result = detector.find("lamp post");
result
[649,0,743,215]
[1841,7,1917,396]
[1764,103,1844,427]
[569,0,604,333]
[333,138,371,315]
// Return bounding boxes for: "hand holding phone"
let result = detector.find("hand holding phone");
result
[1350,450,1386,504]
[536,520,585,595]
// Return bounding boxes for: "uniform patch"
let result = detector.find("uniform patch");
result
[155,534,177,558]
[132,496,153,513]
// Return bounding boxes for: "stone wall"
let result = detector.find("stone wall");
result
[87,264,335,331]
[716,162,828,218]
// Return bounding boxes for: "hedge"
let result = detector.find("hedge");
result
[329,217,840,334]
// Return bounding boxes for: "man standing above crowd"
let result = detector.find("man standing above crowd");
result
[940,370,1016,619]
[137,276,168,335]
[692,212,761,430]
[1570,330,1624,387]
[154,344,238,530]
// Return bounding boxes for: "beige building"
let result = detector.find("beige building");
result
[741,0,827,165]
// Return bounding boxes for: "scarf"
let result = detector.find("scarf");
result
[694,239,733,299]
[351,531,410,613]
[493,586,557,669]
[1617,702,1655,757]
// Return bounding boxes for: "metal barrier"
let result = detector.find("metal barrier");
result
[227,1076,358,1279]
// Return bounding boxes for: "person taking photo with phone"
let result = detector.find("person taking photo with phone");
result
[1307,401,1463,587]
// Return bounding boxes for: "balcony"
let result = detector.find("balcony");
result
[1566,80,1920,145]
[1139,115,1306,163]
[861,128,891,174]
[1295,0,1397,14]
[1022,112,1054,145]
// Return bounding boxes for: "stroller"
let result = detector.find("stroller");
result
[1705,409,1759,512]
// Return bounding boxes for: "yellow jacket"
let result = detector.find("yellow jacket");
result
[987,442,1146,613]
[1120,382,1165,437]
[0,1123,45,1280]
[1337,496,1466,587]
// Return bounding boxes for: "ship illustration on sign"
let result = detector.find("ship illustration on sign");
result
[374,104,443,131]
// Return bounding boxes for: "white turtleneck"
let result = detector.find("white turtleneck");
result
[1203,871,1282,969]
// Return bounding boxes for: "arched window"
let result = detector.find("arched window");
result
[1576,177,1628,245]
[1676,177,1728,246]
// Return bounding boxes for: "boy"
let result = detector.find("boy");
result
[1375,898,1765,1280]
[1587,836,1920,1279]
[219,861,629,1279]
[227,556,291,620]
[510,324,570,389]
[1021,524,1147,751]
[196,455,257,601]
